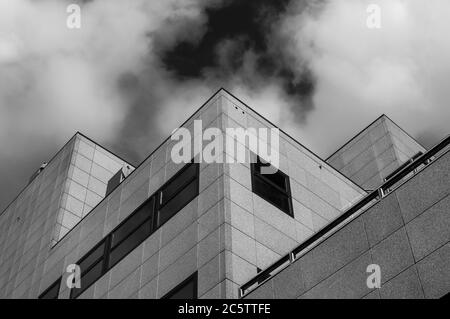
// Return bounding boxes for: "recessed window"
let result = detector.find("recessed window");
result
[110,197,154,249]
[109,220,151,267]
[78,241,106,273]
[162,273,197,299]
[156,163,199,228]
[38,278,61,299]
[71,239,108,299]
[251,155,293,217]
[60,162,200,299]
[160,163,197,206]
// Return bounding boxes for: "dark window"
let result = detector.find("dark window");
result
[78,241,105,273]
[157,178,198,227]
[62,162,199,298]
[162,273,197,299]
[160,163,197,206]
[38,278,61,299]
[111,197,154,248]
[109,220,151,267]
[70,239,107,299]
[251,155,293,217]
[77,261,103,294]
[156,163,199,228]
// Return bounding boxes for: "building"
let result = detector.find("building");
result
[0,89,448,299]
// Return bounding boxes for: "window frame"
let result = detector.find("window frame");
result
[110,196,155,250]
[250,155,294,217]
[154,162,199,231]
[64,162,199,299]
[162,272,198,299]
[108,216,152,268]
[38,277,61,299]
[70,237,109,299]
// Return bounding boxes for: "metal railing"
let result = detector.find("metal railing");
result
[240,135,450,297]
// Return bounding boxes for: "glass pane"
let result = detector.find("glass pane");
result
[109,221,151,268]
[157,179,197,228]
[254,160,287,191]
[39,280,60,299]
[164,277,196,299]
[79,241,105,274]
[161,164,197,206]
[111,197,154,248]
[253,176,291,215]
[71,261,103,298]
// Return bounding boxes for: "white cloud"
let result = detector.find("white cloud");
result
[281,0,450,155]
[1,0,449,210]
[0,0,214,155]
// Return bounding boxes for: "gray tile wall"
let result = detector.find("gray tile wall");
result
[0,133,132,298]
[245,150,449,299]
[54,134,132,244]
[0,136,75,298]
[0,89,370,299]
[327,116,426,190]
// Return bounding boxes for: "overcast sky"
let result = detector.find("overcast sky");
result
[1,0,449,211]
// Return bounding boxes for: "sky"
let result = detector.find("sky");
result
[1,0,449,211]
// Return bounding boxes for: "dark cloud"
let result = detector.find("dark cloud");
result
[156,0,315,122]
[160,0,290,78]
[2,0,448,213]
[107,0,316,167]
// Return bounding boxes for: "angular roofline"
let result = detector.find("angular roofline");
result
[52,87,366,247]
[75,131,136,167]
[325,113,426,162]
[219,88,365,192]
[0,132,133,216]
[48,88,229,246]
[2,87,367,218]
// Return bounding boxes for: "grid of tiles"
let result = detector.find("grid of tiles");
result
[245,150,449,299]
[327,116,426,190]
[53,135,132,245]
[0,89,368,299]
[0,137,74,298]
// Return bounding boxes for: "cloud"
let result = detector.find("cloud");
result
[1,0,449,211]
[0,0,220,209]
[280,0,450,155]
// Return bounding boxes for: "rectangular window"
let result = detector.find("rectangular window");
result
[110,197,154,249]
[38,278,61,299]
[109,219,151,267]
[70,239,108,299]
[160,163,197,206]
[162,273,197,299]
[251,155,293,217]
[65,162,199,298]
[78,241,106,273]
[156,163,199,228]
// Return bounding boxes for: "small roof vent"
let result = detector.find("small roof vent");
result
[105,165,133,196]
[28,162,48,184]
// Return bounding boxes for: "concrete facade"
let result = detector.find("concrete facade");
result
[0,89,447,299]
[327,115,426,190]
[245,150,450,299]
[0,134,132,298]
